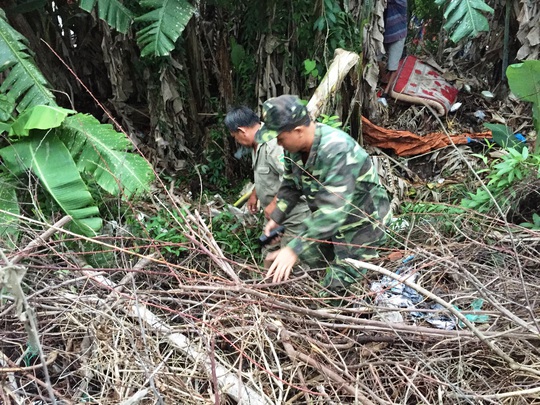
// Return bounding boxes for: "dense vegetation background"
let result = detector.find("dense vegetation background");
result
[1,0,540,404]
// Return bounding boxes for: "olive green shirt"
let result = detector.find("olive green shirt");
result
[252,138,309,241]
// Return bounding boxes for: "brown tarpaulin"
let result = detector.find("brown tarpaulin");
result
[361,116,492,156]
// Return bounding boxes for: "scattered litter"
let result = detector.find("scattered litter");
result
[377,96,389,107]
[481,90,494,101]
[370,256,490,330]
[450,102,462,112]
[389,217,410,233]
[474,110,486,121]
[423,304,456,330]
[459,298,490,327]
[370,256,422,324]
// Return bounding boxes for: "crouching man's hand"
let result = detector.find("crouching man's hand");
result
[265,247,298,283]
[264,219,279,235]
[247,190,259,214]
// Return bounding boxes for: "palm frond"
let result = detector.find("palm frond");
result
[136,0,196,57]
[79,0,134,34]
[435,0,494,43]
[0,10,56,111]
[0,133,102,236]
[60,113,155,198]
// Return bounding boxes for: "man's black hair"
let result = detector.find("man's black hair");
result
[224,106,260,132]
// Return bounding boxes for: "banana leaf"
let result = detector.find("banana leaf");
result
[136,0,195,57]
[60,113,155,198]
[435,0,493,43]
[0,9,56,111]
[9,105,75,137]
[79,0,134,34]
[0,132,102,235]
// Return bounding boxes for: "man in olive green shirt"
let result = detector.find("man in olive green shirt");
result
[225,107,309,266]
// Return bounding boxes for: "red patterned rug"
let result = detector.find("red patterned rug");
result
[390,56,459,116]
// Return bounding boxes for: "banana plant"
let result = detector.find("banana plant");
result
[507,60,540,153]
[79,0,196,57]
[0,9,154,245]
[435,0,494,43]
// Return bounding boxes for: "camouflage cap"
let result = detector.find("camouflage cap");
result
[255,95,309,144]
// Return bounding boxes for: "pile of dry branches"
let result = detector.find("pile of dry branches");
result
[2,200,540,405]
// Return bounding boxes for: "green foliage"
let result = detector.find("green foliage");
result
[8,105,75,137]
[61,114,155,198]
[521,213,540,230]
[135,208,190,257]
[230,38,256,100]
[79,0,195,57]
[0,10,155,240]
[211,211,260,259]
[484,123,526,151]
[79,0,134,34]
[131,206,260,259]
[0,174,20,248]
[434,0,493,43]
[461,146,539,212]
[399,202,467,236]
[411,0,443,22]
[197,128,230,191]
[317,114,343,129]
[0,9,56,111]
[313,0,360,54]
[506,61,540,152]
[303,59,321,80]
[0,132,103,235]
[136,0,196,57]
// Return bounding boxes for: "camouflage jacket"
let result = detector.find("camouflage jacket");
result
[270,123,392,259]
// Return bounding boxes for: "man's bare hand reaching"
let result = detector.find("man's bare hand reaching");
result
[265,246,298,283]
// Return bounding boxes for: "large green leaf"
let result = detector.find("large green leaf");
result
[0,9,56,111]
[0,173,20,249]
[507,61,540,125]
[79,0,134,34]
[135,0,195,57]
[484,123,526,152]
[9,105,75,137]
[435,0,493,43]
[0,133,102,235]
[507,60,540,152]
[60,114,155,198]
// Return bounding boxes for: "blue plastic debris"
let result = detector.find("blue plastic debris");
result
[458,298,490,327]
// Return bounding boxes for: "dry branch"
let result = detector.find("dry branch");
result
[306,48,359,119]
[77,258,271,405]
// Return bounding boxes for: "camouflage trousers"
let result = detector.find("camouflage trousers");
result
[301,224,387,293]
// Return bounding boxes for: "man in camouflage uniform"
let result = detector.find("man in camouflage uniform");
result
[256,95,392,293]
[224,106,310,267]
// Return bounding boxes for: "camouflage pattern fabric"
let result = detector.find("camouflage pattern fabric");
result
[270,123,392,291]
[253,138,310,250]
[256,95,309,144]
